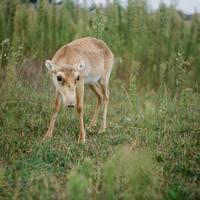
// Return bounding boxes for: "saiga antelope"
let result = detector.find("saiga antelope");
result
[44,37,114,143]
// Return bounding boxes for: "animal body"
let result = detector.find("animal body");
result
[44,37,114,143]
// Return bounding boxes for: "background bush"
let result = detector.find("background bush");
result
[0,0,200,92]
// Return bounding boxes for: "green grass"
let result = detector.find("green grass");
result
[0,78,199,199]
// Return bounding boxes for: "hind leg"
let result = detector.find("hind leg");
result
[99,79,109,133]
[99,55,113,133]
[88,83,103,129]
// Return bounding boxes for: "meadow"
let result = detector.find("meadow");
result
[0,0,200,199]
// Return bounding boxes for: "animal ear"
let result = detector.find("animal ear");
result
[45,60,56,73]
[76,60,85,71]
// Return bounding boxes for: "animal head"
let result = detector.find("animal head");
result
[45,59,85,107]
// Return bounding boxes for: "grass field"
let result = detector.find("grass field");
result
[0,73,199,199]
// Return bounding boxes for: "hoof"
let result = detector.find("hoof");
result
[98,128,106,134]
[87,123,96,130]
[78,137,86,144]
[43,133,52,141]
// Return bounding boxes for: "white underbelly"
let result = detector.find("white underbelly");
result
[84,74,101,85]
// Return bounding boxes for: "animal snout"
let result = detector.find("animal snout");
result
[67,102,75,108]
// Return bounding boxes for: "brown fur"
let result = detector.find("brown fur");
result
[52,37,113,75]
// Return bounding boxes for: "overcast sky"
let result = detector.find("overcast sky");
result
[150,0,200,14]
[86,0,200,14]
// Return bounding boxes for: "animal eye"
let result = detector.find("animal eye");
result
[77,76,80,81]
[57,75,62,82]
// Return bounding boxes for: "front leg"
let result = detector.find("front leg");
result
[76,80,86,144]
[43,93,61,140]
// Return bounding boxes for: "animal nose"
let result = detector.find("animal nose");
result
[67,103,75,108]
[68,105,75,108]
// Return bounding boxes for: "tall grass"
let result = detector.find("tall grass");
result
[0,0,200,92]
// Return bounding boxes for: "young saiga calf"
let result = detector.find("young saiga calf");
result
[44,37,114,143]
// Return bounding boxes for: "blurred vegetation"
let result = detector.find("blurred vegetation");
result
[0,0,200,92]
[0,0,200,199]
